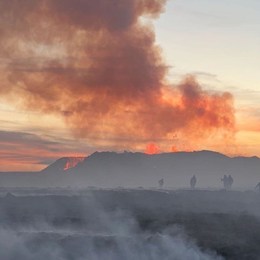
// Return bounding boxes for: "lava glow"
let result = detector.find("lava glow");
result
[145,143,160,155]
[63,157,85,171]
[171,146,179,153]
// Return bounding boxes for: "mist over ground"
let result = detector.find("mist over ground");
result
[1,188,260,259]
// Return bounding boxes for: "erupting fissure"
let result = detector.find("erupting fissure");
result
[145,143,160,155]
[63,157,85,171]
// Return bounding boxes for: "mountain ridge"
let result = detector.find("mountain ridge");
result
[0,150,259,188]
[42,150,259,173]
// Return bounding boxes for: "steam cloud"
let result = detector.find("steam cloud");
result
[0,192,222,260]
[2,188,260,259]
[0,223,222,260]
[0,0,235,150]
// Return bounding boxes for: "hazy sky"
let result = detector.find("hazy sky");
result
[0,0,259,171]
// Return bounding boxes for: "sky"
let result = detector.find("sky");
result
[0,0,259,171]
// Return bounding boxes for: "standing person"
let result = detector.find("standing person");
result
[190,175,197,189]
[221,175,228,190]
[158,178,164,188]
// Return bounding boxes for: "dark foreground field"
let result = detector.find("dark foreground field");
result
[0,189,260,259]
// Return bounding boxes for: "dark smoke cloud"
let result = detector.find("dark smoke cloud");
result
[0,0,235,150]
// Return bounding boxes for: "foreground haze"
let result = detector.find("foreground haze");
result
[0,188,260,259]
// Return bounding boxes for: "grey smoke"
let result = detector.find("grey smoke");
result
[0,191,222,260]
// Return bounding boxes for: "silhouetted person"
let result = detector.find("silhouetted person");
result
[158,178,164,188]
[255,182,260,192]
[190,175,197,189]
[227,175,234,190]
[221,175,228,190]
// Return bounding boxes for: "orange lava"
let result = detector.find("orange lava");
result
[145,143,160,155]
[64,157,85,171]
[171,146,178,152]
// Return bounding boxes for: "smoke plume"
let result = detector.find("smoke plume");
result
[0,0,235,151]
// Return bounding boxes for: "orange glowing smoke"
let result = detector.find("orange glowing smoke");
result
[0,0,235,152]
[63,157,85,171]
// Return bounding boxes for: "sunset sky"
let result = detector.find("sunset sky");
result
[0,0,259,171]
